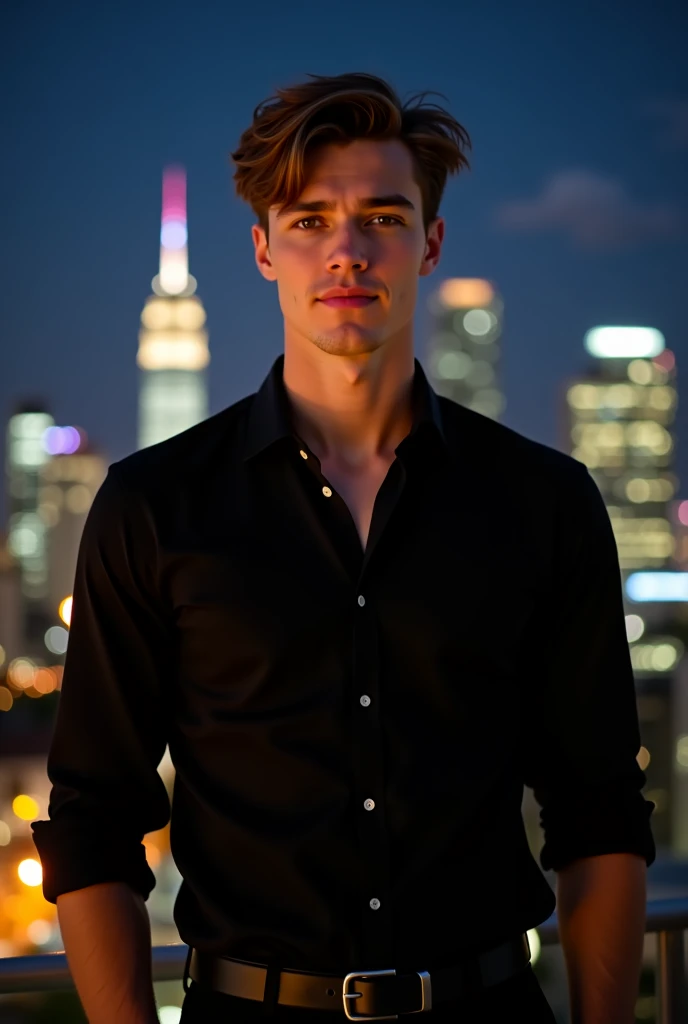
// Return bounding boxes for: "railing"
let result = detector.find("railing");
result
[1,897,686,1022]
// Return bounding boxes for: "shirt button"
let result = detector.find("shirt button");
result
[322,486,332,498]
[369,898,381,910]
[299,449,308,460]
[360,695,371,707]
[357,595,365,607]
[364,798,375,811]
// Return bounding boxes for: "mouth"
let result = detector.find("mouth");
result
[318,296,378,309]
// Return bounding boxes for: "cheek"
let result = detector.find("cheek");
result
[384,235,425,276]
[273,250,311,301]
[386,247,422,302]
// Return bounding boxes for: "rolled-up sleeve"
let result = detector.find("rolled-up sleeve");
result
[523,461,656,872]
[32,464,173,903]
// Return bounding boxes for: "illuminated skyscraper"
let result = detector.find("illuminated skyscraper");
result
[565,326,678,572]
[426,278,505,421]
[39,426,107,617]
[137,167,210,449]
[6,404,55,610]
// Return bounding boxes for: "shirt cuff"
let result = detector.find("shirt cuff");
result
[31,818,157,905]
[538,788,656,872]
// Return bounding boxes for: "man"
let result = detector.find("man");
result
[33,72,654,1023]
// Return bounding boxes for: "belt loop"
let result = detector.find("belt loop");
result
[261,957,282,1018]
[182,945,193,994]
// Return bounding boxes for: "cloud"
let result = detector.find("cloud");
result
[642,98,688,150]
[493,170,683,250]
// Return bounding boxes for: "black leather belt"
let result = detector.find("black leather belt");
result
[188,933,531,1019]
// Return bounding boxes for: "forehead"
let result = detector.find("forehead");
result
[298,138,419,199]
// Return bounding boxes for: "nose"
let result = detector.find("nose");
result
[326,224,369,275]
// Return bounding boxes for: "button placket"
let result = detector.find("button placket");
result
[351,577,394,963]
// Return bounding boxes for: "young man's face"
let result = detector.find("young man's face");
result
[252,138,444,357]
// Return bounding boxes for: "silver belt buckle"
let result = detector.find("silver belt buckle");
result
[343,968,397,1021]
[342,967,432,1019]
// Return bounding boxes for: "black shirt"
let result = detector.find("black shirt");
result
[32,355,655,972]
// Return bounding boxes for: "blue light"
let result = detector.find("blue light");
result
[160,220,187,250]
[626,572,688,603]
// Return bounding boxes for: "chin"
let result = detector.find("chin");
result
[307,324,387,357]
[309,336,384,357]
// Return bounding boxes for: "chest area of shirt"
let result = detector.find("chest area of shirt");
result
[318,459,394,551]
[160,458,550,689]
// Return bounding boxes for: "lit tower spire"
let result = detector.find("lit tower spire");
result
[137,166,210,449]
[157,166,190,296]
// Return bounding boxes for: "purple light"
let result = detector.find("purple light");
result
[62,427,81,454]
[43,427,64,455]
[41,426,83,455]
[162,167,186,225]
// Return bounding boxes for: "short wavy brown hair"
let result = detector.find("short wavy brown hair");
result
[231,72,471,235]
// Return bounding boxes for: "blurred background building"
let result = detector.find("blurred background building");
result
[39,428,107,620]
[137,166,210,450]
[425,277,505,422]
[5,405,55,655]
[562,325,684,850]
[565,325,677,572]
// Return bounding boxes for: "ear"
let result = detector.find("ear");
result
[418,217,445,278]
[252,223,278,282]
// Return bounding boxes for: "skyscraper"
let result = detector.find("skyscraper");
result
[565,327,681,847]
[565,326,677,572]
[137,167,210,450]
[5,404,55,646]
[426,278,504,421]
[39,426,107,616]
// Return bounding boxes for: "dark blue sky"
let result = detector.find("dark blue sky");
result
[3,0,687,514]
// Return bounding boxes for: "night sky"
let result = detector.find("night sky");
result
[3,0,688,516]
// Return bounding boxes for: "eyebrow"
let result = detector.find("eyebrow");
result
[276,194,416,220]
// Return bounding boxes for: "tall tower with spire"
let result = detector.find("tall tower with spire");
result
[137,167,210,449]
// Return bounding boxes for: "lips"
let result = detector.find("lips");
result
[319,296,378,308]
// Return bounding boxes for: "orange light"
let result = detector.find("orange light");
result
[33,668,57,694]
[144,842,162,868]
[438,278,494,309]
[18,859,43,887]
[8,659,36,689]
[59,596,73,626]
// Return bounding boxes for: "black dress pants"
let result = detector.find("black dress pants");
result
[179,963,558,1022]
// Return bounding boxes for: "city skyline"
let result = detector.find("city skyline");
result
[3,0,687,514]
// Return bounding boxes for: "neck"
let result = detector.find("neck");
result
[282,336,415,471]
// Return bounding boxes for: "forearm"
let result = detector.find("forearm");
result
[57,881,159,1024]
[556,853,646,1024]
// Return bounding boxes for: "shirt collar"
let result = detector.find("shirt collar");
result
[243,354,447,463]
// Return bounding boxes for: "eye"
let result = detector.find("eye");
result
[369,215,403,226]
[294,217,322,230]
